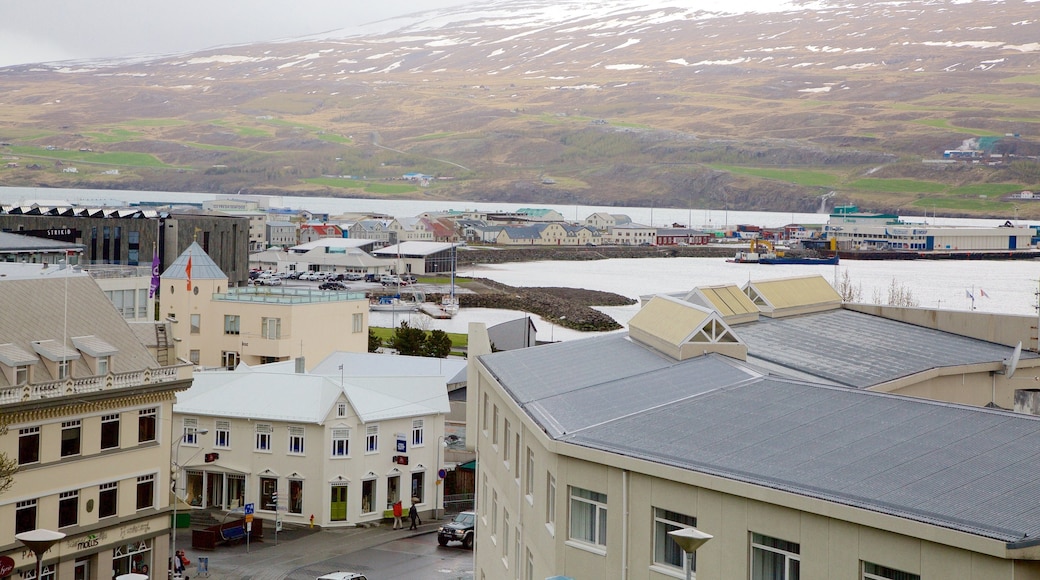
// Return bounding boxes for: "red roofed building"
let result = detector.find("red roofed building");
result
[299,224,343,244]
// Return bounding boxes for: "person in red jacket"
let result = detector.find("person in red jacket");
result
[392,500,403,529]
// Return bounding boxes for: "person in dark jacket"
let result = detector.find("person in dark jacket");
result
[409,497,422,530]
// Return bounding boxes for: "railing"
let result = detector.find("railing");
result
[0,364,192,405]
[82,264,153,279]
[443,493,475,515]
[213,286,366,304]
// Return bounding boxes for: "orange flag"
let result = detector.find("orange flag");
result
[186,255,193,291]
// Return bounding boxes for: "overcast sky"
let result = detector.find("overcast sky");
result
[0,0,470,66]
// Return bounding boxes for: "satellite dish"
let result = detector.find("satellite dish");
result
[1004,341,1023,379]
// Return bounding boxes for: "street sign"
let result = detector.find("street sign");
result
[396,438,407,453]
[244,502,254,515]
[438,469,447,480]
[245,514,254,523]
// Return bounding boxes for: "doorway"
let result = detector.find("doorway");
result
[330,485,348,522]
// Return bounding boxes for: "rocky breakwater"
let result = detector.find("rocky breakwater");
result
[429,279,635,332]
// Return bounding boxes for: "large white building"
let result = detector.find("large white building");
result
[172,354,453,528]
[467,276,1040,580]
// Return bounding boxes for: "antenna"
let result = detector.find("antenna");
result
[1005,341,1023,379]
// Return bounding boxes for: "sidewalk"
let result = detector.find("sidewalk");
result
[176,518,446,580]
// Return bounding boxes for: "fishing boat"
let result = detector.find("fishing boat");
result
[370,292,422,312]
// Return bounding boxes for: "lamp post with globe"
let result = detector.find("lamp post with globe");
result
[15,529,65,580]
[668,526,712,580]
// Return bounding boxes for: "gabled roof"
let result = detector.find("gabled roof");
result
[312,351,467,386]
[743,274,841,317]
[373,242,457,257]
[162,242,226,281]
[684,284,760,324]
[628,296,746,361]
[177,363,450,424]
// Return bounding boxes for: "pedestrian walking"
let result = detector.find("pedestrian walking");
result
[392,500,403,529]
[409,497,422,530]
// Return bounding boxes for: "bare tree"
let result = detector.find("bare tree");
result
[0,420,17,495]
[886,278,919,307]
[836,269,862,303]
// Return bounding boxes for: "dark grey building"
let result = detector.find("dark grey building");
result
[0,205,250,286]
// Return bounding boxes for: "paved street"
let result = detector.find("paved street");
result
[175,518,473,580]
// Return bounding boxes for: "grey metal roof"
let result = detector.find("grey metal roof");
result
[71,335,119,357]
[734,308,1031,388]
[0,231,84,252]
[480,332,1040,544]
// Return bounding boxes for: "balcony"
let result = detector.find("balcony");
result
[0,364,193,405]
[213,286,366,304]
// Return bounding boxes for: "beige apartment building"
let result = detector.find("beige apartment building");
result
[0,265,193,580]
[172,355,452,528]
[467,275,1040,580]
[161,243,369,370]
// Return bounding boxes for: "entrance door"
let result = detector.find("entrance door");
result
[387,475,400,508]
[207,472,225,509]
[330,485,348,521]
[74,559,90,580]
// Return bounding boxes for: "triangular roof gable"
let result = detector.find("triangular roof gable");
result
[685,284,760,321]
[629,296,746,360]
[162,242,226,280]
[743,274,842,318]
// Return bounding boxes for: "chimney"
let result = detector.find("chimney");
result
[295,357,306,374]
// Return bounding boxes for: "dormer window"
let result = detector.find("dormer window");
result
[31,340,80,381]
[57,359,70,380]
[71,336,118,376]
[0,343,39,386]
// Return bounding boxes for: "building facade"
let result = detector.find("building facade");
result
[0,266,193,580]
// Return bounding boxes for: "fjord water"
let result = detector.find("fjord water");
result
[3,187,1037,342]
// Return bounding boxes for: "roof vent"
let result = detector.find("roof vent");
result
[295,357,306,374]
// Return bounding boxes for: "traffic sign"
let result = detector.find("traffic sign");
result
[438,469,447,480]
[244,502,254,515]
[245,514,254,523]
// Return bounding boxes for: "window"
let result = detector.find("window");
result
[503,510,511,560]
[18,426,40,465]
[546,473,556,531]
[14,365,28,385]
[99,482,118,518]
[569,486,607,548]
[255,423,272,452]
[138,408,157,442]
[189,350,200,365]
[337,403,347,417]
[503,420,511,464]
[481,474,488,520]
[289,479,304,514]
[260,477,277,511]
[515,528,522,579]
[411,470,425,503]
[215,420,231,448]
[352,312,364,333]
[190,314,201,334]
[482,393,489,433]
[332,428,350,457]
[288,426,305,454]
[101,414,120,450]
[182,417,200,446]
[136,474,155,510]
[61,420,82,457]
[525,447,535,498]
[412,419,424,447]
[16,499,37,534]
[224,315,241,335]
[366,424,379,453]
[97,355,109,375]
[863,562,920,580]
[58,490,79,528]
[492,490,499,540]
[751,533,800,580]
[362,479,376,514]
[654,508,698,572]
[57,358,70,380]
[493,405,500,446]
[525,548,534,580]
[514,433,521,482]
[262,317,281,339]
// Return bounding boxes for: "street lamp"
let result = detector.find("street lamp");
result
[668,526,712,580]
[171,428,209,578]
[15,529,65,580]
[434,434,446,521]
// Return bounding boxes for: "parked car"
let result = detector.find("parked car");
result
[437,511,475,549]
[364,274,379,283]
[344,273,363,281]
[400,273,417,284]
[287,271,301,280]
[300,272,318,281]
[319,281,348,290]
[380,274,402,286]
[258,277,282,286]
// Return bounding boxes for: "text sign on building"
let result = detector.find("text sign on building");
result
[396,437,407,453]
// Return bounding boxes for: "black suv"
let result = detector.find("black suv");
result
[437,511,475,549]
[319,281,348,291]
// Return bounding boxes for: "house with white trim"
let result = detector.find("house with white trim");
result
[172,356,451,528]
